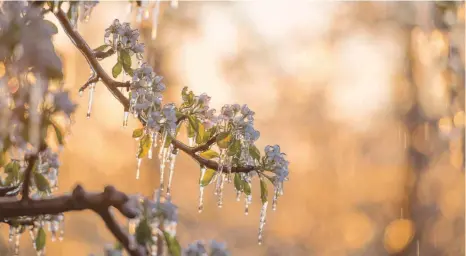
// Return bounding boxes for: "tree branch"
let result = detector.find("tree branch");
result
[53,10,256,174]
[94,48,116,59]
[0,185,21,197]
[0,184,146,256]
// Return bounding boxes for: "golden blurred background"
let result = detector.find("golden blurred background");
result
[1,1,464,255]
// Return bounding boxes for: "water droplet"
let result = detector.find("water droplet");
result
[257,202,268,245]
[217,173,225,208]
[78,90,83,97]
[236,190,241,201]
[136,158,142,180]
[86,83,95,119]
[14,228,20,255]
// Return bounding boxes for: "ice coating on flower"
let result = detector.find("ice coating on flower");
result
[264,145,289,182]
[53,91,77,117]
[183,240,230,256]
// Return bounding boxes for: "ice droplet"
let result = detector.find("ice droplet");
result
[257,202,268,245]
[53,0,59,13]
[217,173,225,208]
[14,229,20,255]
[86,83,95,119]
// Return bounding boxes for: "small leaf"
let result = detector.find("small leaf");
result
[187,120,195,138]
[227,139,241,156]
[94,44,110,52]
[234,173,243,192]
[35,227,46,251]
[249,144,261,161]
[123,64,134,77]
[200,169,216,187]
[260,178,268,204]
[50,120,65,145]
[132,128,144,138]
[195,121,205,145]
[135,218,152,245]
[243,180,251,196]
[199,150,219,159]
[163,231,181,256]
[34,172,50,193]
[4,161,20,174]
[216,132,231,149]
[187,115,198,133]
[119,50,132,70]
[112,62,122,78]
[137,134,152,158]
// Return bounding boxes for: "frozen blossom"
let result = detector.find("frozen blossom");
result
[184,240,230,256]
[53,91,77,117]
[104,19,144,55]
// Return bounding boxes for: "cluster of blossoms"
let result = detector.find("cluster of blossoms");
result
[184,240,230,256]
[264,145,289,211]
[104,19,145,57]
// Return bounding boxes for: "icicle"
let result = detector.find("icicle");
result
[217,173,225,208]
[123,111,129,127]
[135,7,143,24]
[215,150,225,195]
[272,187,278,211]
[148,132,154,159]
[170,0,178,9]
[58,214,65,241]
[198,166,206,213]
[29,228,36,249]
[136,158,142,180]
[158,130,167,160]
[51,220,58,242]
[128,235,137,250]
[236,190,241,201]
[70,4,79,30]
[166,149,178,196]
[14,227,20,255]
[257,202,268,245]
[9,225,14,242]
[151,0,161,40]
[244,177,252,215]
[86,83,95,118]
[79,90,83,97]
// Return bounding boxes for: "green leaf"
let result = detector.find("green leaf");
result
[112,62,122,78]
[137,134,152,158]
[260,178,268,204]
[132,128,144,138]
[243,179,251,196]
[187,120,195,138]
[34,172,50,193]
[95,44,110,52]
[49,120,64,145]
[216,132,231,149]
[227,139,241,156]
[187,115,198,133]
[234,173,243,192]
[4,161,20,174]
[200,168,216,187]
[249,145,261,161]
[195,121,205,145]
[135,219,152,245]
[119,50,132,70]
[199,150,219,159]
[35,227,46,251]
[163,231,181,256]
[123,64,134,77]
[114,242,123,251]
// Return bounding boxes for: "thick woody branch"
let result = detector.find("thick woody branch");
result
[0,184,146,256]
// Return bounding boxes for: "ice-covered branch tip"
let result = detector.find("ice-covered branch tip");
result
[0,184,146,256]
